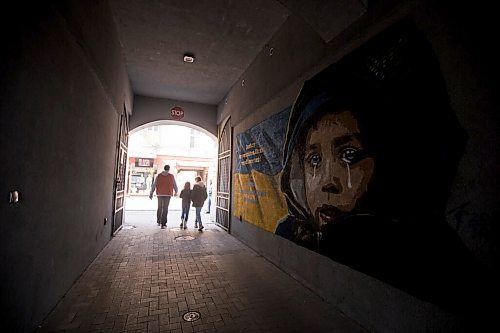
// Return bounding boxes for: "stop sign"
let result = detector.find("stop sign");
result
[170,106,184,120]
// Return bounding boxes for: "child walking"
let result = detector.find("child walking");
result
[191,176,208,231]
[179,182,192,229]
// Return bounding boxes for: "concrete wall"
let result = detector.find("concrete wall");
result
[130,95,217,137]
[0,1,132,332]
[218,1,499,332]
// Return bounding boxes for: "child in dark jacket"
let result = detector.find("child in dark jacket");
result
[191,177,208,231]
[179,182,191,229]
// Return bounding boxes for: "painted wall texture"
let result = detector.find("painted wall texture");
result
[236,18,486,310]
[223,1,499,332]
[0,1,132,332]
[234,108,290,232]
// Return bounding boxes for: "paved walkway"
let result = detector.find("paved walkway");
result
[38,209,366,333]
[125,196,214,214]
[124,196,186,211]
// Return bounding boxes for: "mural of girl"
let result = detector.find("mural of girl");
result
[276,20,490,314]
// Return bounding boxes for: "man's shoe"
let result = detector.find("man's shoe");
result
[198,226,204,231]
[161,225,165,229]
[205,211,210,214]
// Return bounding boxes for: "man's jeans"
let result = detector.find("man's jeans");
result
[157,196,171,226]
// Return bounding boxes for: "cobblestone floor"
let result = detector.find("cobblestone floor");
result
[38,210,366,333]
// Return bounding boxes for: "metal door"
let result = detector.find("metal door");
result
[215,117,232,231]
[112,108,128,236]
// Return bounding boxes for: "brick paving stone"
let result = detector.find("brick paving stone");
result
[37,210,366,333]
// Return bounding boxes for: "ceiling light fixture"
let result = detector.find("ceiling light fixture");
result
[183,53,195,63]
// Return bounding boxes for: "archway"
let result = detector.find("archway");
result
[124,121,218,227]
[130,119,217,141]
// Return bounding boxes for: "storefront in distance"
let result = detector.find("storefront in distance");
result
[128,157,156,195]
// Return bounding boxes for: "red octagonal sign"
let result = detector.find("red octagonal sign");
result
[170,106,184,120]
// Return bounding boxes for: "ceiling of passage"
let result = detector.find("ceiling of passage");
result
[109,0,367,105]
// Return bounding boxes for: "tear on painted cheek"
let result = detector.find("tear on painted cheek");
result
[313,164,317,179]
[346,163,352,189]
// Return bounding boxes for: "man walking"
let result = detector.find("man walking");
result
[205,180,212,214]
[149,165,178,229]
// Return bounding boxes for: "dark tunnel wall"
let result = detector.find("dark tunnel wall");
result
[0,1,132,332]
[219,1,499,332]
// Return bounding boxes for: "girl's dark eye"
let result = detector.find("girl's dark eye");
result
[341,148,362,164]
[307,153,321,167]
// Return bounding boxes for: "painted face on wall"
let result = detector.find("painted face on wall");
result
[303,110,375,228]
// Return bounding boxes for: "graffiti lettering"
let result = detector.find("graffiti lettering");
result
[238,189,267,197]
[239,148,264,159]
[241,156,261,165]
[239,141,264,166]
